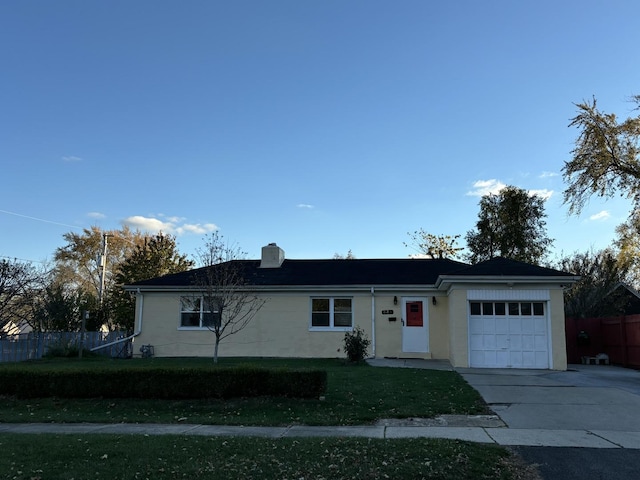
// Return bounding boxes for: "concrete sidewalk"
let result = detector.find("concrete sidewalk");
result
[1,422,639,449]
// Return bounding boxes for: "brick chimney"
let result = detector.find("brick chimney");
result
[260,243,285,268]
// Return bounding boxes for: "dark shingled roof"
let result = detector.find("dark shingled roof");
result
[128,256,573,289]
[131,258,468,287]
[447,257,572,278]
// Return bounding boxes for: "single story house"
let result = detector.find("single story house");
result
[125,243,578,370]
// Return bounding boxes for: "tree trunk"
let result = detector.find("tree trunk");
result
[213,335,220,364]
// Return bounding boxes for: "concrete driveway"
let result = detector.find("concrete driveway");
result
[457,364,640,432]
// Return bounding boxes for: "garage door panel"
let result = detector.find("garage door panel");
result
[534,317,546,333]
[496,350,509,366]
[469,320,483,334]
[496,334,509,349]
[535,351,548,366]
[521,335,534,350]
[509,318,522,333]
[534,335,547,349]
[483,334,496,349]
[495,318,509,333]
[482,318,495,333]
[470,334,483,349]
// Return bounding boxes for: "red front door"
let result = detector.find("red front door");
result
[406,301,423,327]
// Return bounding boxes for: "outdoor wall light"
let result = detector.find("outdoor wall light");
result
[393,296,398,305]
[432,297,437,306]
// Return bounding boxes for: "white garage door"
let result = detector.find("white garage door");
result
[469,301,549,368]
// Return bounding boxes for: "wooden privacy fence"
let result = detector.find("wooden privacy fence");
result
[566,315,640,368]
[0,331,131,363]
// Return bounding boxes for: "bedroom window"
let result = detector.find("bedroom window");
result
[311,297,353,330]
[180,296,220,328]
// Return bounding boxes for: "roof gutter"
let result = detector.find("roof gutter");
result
[124,284,442,294]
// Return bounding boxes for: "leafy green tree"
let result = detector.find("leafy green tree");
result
[465,186,553,264]
[563,95,640,215]
[195,232,266,363]
[31,283,100,332]
[404,229,463,259]
[111,234,194,331]
[554,249,630,318]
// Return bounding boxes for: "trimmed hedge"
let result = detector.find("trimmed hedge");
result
[0,366,327,400]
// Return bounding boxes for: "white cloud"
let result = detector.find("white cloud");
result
[176,223,218,235]
[297,203,314,209]
[539,171,559,178]
[121,215,218,235]
[62,156,82,162]
[122,216,173,233]
[528,189,554,200]
[589,210,611,221]
[466,179,506,196]
[87,212,106,219]
[163,216,185,223]
[467,180,553,200]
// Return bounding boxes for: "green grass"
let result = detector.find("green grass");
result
[0,434,522,480]
[0,357,489,425]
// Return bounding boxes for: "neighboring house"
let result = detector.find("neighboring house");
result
[606,283,640,315]
[125,243,578,370]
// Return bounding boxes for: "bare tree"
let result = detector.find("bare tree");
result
[194,233,266,363]
[0,258,43,337]
[404,229,463,259]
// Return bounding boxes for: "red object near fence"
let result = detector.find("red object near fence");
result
[566,315,640,368]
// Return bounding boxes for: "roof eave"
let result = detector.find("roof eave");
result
[436,274,581,289]
[124,283,440,293]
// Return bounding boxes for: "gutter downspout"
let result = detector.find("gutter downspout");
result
[90,289,144,352]
[370,287,376,358]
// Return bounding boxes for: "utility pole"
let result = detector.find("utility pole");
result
[98,233,113,305]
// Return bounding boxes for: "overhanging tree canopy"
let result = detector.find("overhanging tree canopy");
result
[563,95,640,215]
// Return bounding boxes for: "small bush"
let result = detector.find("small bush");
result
[44,344,97,358]
[343,326,371,362]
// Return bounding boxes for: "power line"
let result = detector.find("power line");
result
[0,255,49,264]
[0,209,80,229]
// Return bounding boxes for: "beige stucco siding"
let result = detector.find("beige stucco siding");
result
[447,289,469,368]
[548,287,568,370]
[134,292,375,358]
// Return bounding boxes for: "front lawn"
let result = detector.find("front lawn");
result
[0,357,488,426]
[0,434,524,480]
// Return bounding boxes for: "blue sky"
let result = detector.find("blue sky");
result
[2,0,639,264]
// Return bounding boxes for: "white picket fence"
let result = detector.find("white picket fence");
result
[0,331,131,362]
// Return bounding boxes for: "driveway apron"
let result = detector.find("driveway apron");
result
[457,364,640,432]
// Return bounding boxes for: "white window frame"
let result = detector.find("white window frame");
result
[310,297,353,331]
[178,295,219,330]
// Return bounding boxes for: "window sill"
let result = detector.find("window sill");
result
[309,327,353,332]
[177,327,211,331]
